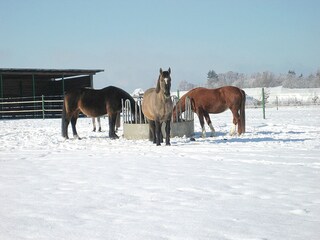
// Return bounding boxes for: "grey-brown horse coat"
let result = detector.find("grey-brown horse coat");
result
[142,68,173,145]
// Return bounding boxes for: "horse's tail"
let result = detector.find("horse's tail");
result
[190,97,196,112]
[61,97,67,137]
[240,89,246,134]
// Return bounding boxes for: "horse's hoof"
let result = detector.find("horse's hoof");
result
[189,137,196,141]
[110,134,119,139]
[73,135,81,140]
[166,143,171,146]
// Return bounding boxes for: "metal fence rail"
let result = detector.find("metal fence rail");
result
[0,95,63,119]
[122,96,194,125]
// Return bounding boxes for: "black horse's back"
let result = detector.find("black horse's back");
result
[103,86,143,119]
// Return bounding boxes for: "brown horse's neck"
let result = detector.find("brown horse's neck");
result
[178,95,188,112]
[173,95,187,122]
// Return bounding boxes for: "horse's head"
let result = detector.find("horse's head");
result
[156,67,171,98]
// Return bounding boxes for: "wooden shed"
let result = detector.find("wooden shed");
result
[0,68,104,98]
[0,68,104,119]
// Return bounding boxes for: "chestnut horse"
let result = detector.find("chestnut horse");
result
[62,86,141,139]
[142,68,173,146]
[173,86,246,137]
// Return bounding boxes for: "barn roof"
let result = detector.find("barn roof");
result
[0,68,104,79]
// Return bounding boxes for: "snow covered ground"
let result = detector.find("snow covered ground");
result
[1,106,319,240]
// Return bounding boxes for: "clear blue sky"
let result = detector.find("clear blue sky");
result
[1,0,319,92]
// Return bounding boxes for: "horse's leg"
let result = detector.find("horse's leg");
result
[159,127,164,143]
[155,120,161,146]
[230,108,241,136]
[148,120,156,143]
[203,112,215,137]
[165,119,171,145]
[61,102,71,139]
[62,117,70,139]
[92,118,96,132]
[197,110,206,138]
[71,113,81,139]
[62,113,71,139]
[108,113,119,139]
[115,112,120,132]
[97,117,101,132]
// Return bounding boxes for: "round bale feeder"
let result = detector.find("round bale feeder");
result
[122,97,194,140]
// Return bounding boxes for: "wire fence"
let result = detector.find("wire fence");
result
[243,87,320,108]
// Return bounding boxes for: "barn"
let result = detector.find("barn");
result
[0,68,103,118]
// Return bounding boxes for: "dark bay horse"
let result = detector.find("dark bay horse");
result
[62,86,140,139]
[142,68,173,146]
[173,86,246,137]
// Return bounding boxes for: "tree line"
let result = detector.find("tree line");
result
[178,69,320,90]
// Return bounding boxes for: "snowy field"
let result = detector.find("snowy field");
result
[1,106,320,240]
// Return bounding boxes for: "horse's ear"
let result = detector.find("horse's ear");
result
[159,68,163,75]
[168,67,171,74]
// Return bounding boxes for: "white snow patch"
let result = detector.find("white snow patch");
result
[1,106,320,240]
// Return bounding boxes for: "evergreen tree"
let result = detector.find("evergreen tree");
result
[207,70,219,88]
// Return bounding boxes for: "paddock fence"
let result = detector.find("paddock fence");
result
[1,87,319,119]
[0,95,64,119]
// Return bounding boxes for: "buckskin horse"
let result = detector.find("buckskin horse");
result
[173,86,246,137]
[142,68,173,146]
[62,86,141,139]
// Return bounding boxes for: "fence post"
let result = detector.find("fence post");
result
[32,74,36,118]
[42,95,45,119]
[262,88,266,119]
[0,74,3,99]
[0,74,3,118]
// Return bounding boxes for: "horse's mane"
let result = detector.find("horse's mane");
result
[175,91,191,113]
[174,88,202,116]
[155,75,161,93]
